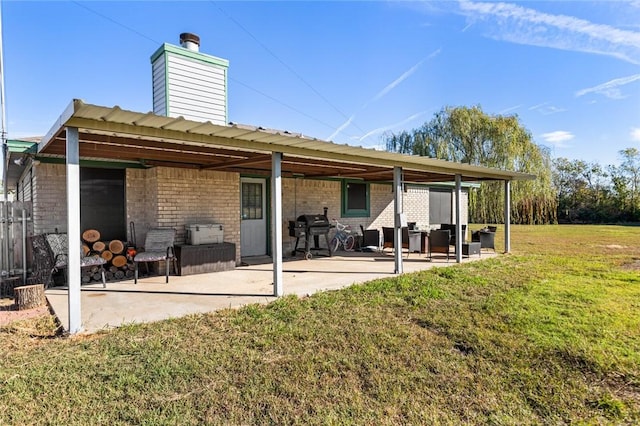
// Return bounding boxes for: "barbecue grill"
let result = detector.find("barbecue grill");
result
[289,213,333,259]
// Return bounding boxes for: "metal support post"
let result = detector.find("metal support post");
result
[272,152,283,296]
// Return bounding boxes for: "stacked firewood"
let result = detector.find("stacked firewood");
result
[81,229,135,283]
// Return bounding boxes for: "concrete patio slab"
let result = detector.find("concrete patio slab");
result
[46,250,495,334]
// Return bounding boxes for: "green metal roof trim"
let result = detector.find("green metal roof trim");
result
[40,99,536,183]
[7,139,38,153]
[150,43,229,68]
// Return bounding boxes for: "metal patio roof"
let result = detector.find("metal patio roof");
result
[36,99,536,183]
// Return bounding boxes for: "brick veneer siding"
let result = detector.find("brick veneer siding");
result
[30,163,68,235]
[21,163,467,262]
[127,167,241,263]
[22,164,242,263]
[279,178,468,251]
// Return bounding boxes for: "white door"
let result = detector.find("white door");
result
[240,177,267,257]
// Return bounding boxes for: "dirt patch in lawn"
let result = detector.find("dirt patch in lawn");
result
[0,299,52,327]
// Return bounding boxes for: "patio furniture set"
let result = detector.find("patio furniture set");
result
[372,224,497,262]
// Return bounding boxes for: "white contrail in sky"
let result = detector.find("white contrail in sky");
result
[327,48,441,141]
[358,110,430,145]
[575,73,640,99]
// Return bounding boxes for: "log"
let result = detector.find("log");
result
[101,250,113,262]
[13,284,46,311]
[92,241,106,253]
[82,244,91,256]
[109,265,119,274]
[92,273,102,281]
[105,271,114,280]
[125,270,134,278]
[82,275,91,284]
[82,229,101,243]
[109,240,124,255]
[114,270,125,279]
[112,255,127,268]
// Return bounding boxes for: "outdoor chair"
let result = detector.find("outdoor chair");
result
[428,229,451,262]
[134,228,176,284]
[440,224,467,246]
[472,229,496,252]
[29,233,106,289]
[382,226,410,257]
[359,225,380,252]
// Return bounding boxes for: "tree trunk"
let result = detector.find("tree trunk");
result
[13,284,46,311]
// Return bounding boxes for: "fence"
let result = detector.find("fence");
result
[0,201,33,284]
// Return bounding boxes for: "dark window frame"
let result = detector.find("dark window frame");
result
[341,180,370,218]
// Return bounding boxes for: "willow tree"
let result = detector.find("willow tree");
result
[385,105,557,224]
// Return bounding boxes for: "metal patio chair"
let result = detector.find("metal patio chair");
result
[29,234,106,289]
[134,228,176,284]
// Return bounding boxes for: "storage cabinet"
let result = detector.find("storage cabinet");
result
[175,242,235,276]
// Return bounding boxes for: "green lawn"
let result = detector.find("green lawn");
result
[1,225,639,424]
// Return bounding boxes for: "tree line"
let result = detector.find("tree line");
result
[385,105,640,224]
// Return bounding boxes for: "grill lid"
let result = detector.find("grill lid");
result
[296,214,330,227]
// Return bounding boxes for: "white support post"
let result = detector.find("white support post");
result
[66,127,82,334]
[455,174,462,263]
[504,180,511,253]
[393,166,403,274]
[272,152,283,296]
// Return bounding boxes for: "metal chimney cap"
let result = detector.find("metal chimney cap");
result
[179,33,200,51]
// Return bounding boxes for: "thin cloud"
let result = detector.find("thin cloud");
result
[541,130,574,148]
[358,110,430,145]
[328,49,440,141]
[458,1,640,64]
[498,104,522,114]
[631,127,640,142]
[327,115,354,142]
[370,49,441,104]
[529,102,566,115]
[575,73,640,99]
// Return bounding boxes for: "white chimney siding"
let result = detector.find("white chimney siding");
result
[151,38,229,125]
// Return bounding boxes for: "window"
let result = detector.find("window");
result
[429,188,452,224]
[241,182,263,220]
[341,180,369,217]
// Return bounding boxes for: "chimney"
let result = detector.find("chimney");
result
[179,32,200,52]
[150,34,229,125]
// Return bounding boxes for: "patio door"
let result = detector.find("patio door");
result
[240,177,267,257]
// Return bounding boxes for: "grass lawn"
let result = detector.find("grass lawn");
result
[1,225,639,424]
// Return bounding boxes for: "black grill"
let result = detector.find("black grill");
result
[289,214,332,259]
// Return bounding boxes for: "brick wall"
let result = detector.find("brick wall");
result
[279,179,468,251]
[22,163,467,261]
[127,167,241,263]
[30,163,68,234]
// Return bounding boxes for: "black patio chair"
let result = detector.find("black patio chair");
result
[472,230,496,252]
[382,226,410,257]
[428,229,451,262]
[29,234,106,289]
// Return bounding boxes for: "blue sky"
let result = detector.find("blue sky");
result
[3,1,639,167]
